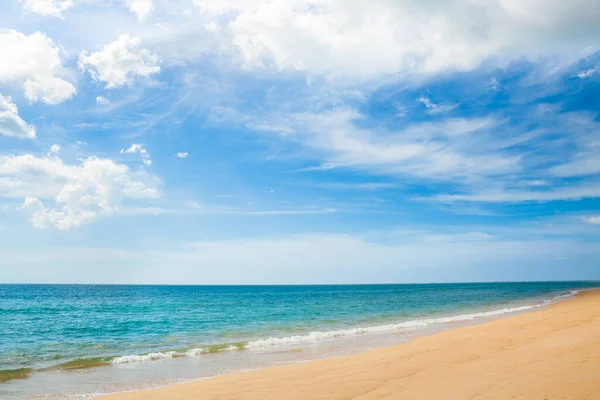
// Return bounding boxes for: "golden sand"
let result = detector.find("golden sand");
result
[101,289,600,400]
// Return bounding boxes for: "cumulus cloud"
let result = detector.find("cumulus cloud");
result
[175,152,189,158]
[78,34,160,89]
[0,30,76,104]
[0,153,159,230]
[193,0,600,80]
[123,0,153,20]
[0,95,36,139]
[121,143,152,166]
[17,0,73,17]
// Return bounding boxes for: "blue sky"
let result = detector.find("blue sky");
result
[0,0,599,284]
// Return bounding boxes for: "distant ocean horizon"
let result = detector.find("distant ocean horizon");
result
[1,281,599,399]
[5,279,599,285]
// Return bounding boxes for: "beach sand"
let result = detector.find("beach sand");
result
[101,289,600,400]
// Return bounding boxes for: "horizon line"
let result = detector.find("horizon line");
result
[1,279,598,286]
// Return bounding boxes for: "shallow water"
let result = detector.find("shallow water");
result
[1,282,598,398]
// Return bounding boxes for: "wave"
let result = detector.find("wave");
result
[112,352,179,364]
[112,343,244,365]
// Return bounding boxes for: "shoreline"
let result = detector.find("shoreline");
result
[99,288,600,399]
[2,288,577,383]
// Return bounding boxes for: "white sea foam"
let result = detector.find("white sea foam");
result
[185,347,208,357]
[112,351,177,364]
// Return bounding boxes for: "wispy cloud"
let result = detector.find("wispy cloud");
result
[430,182,600,203]
[581,215,600,224]
[230,208,338,216]
[416,95,458,115]
[317,182,398,191]
[576,66,599,79]
[249,108,517,186]
[293,163,338,172]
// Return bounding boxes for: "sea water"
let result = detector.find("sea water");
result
[1,282,598,399]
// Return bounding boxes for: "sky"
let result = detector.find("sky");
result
[0,0,599,284]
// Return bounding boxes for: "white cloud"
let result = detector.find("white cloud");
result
[432,183,600,203]
[0,153,159,230]
[49,144,60,153]
[193,0,600,80]
[78,34,160,89]
[175,152,189,159]
[487,77,501,92]
[245,121,295,135]
[193,0,258,14]
[96,96,110,105]
[581,216,600,224]
[318,182,397,190]
[548,115,600,178]
[121,143,152,166]
[576,67,599,79]
[251,108,510,182]
[525,180,548,186]
[416,95,458,115]
[123,0,153,20]
[246,103,600,204]
[0,30,76,104]
[394,103,407,118]
[419,232,493,243]
[294,163,337,172]
[17,0,73,18]
[0,95,36,139]
[550,155,600,177]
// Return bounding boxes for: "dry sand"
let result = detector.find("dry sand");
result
[101,289,600,400]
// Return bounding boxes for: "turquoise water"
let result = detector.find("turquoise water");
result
[1,282,598,398]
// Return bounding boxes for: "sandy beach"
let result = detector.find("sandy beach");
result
[100,289,600,400]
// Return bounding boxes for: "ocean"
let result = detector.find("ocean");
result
[1,281,598,399]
